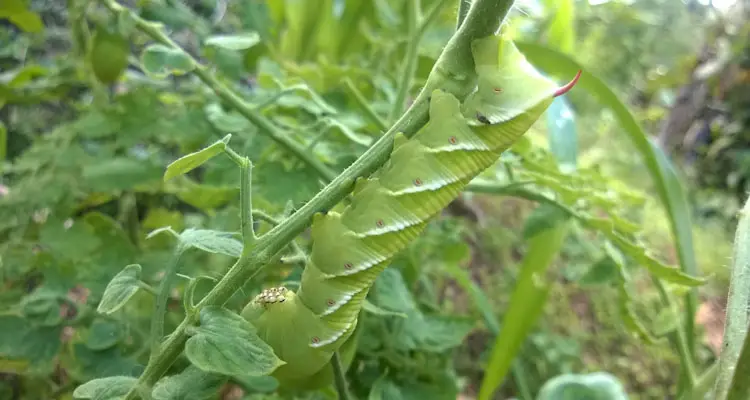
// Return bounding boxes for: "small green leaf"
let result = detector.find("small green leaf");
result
[651,307,680,337]
[97,264,142,314]
[371,269,417,313]
[163,135,231,182]
[577,257,619,286]
[397,313,474,353]
[0,0,43,33]
[537,372,630,400]
[185,306,284,377]
[522,203,571,239]
[231,374,279,393]
[73,376,138,400]
[204,103,252,132]
[85,318,124,351]
[179,228,243,258]
[141,44,195,78]
[152,366,227,400]
[204,33,260,51]
[21,289,63,327]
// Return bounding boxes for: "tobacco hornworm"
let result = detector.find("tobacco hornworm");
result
[241,34,581,389]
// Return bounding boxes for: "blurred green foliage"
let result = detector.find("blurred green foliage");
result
[0,0,742,399]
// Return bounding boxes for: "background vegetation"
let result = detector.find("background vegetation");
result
[1,0,749,399]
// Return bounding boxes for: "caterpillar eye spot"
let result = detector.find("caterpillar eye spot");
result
[376,220,384,228]
[476,113,491,124]
[449,136,457,144]
[344,262,353,270]
[414,178,422,186]
[311,336,320,344]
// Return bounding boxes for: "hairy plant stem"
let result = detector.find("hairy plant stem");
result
[331,352,351,400]
[148,245,184,363]
[456,0,471,29]
[388,0,452,122]
[99,0,517,397]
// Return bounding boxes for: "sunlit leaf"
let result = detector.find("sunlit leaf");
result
[152,366,227,400]
[163,135,231,182]
[179,229,243,258]
[141,44,195,78]
[204,33,260,51]
[73,376,137,400]
[537,372,630,400]
[97,264,142,314]
[184,307,285,377]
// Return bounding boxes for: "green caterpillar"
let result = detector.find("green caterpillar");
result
[241,34,580,389]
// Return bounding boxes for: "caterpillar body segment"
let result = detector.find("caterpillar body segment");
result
[241,34,581,390]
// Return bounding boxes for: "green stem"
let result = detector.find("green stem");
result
[148,246,184,363]
[343,78,388,132]
[388,0,450,123]
[252,210,280,226]
[652,277,697,389]
[457,0,471,29]
[100,0,517,397]
[389,0,421,122]
[239,158,255,244]
[331,352,351,400]
[679,361,718,400]
[137,282,159,296]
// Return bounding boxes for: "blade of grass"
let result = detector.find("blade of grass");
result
[515,40,700,373]
[714,197,750,399]
[477,215,571,400]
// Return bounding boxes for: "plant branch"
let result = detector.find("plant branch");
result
[100,0,337,183]
[100,0,518,397]
[456,0,471,29]
[239,158,255,243]
[332,352,351,400]
[343,78,388,132]
[388,0,450,122]
[148,245,184,362]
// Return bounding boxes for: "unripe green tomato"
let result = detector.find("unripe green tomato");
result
[89,27,129,84]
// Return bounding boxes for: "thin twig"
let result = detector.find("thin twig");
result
[332,352,351,400]
[343,78,388,132]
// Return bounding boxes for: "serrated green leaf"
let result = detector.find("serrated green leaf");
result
[85,319,124,351]
[72,343,143,381]
[141,44,195,78]
[577,257,620,286]
[179,228,243,258]
[205,33,260,51]
[39,217,102,261]
[0,315,61,375]
[73,376,137,400]
[152,366,227,400]
[185,306,284,377]
[397,313,474,353]
[537,372,629,400]
[97,264,142,314]
[516,40,701,345]
[371,269,417,313]
[20,289,63,327]
[163,135,230,182]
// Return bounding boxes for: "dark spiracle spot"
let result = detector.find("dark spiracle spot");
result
[344,262,353,270]
[376,220,385,228]
[449,136,457,144]
[476,113,491,124]
[326,299,335,306]
[311,337,320,344]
